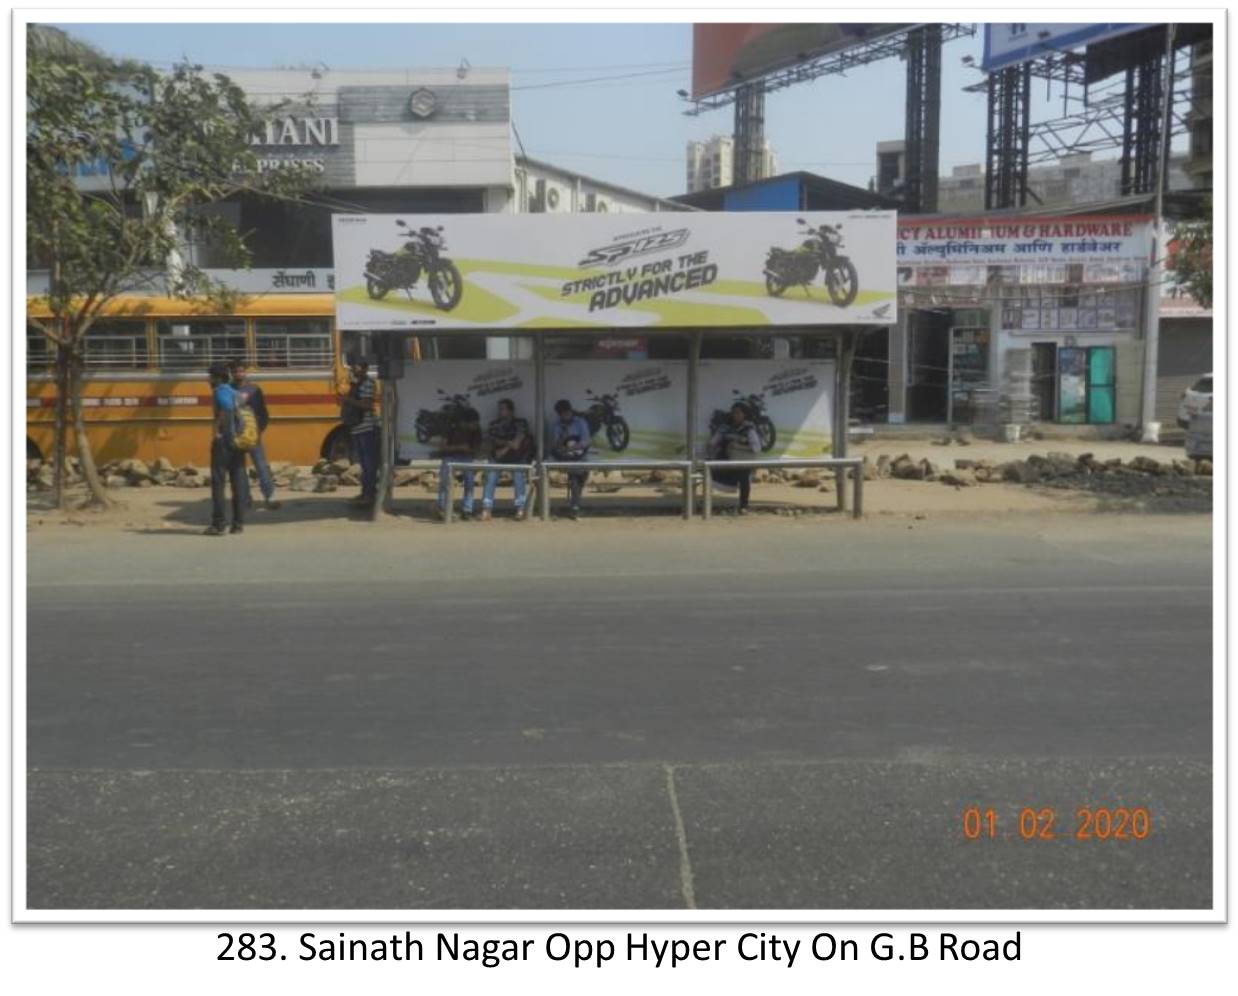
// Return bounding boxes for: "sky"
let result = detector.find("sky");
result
[57,21,1071,199]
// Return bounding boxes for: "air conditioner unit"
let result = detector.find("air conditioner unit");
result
[546,186,560,210]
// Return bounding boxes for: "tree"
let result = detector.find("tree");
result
[27,25,316,507]
[1166,200,1213,311]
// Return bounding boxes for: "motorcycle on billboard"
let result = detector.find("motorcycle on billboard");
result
[364,219,463,311]
[581,389,630,452]
[764,218,859,306]
[415,389,478,443]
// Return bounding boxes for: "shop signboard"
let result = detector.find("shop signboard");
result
[695,359,836,459]
[897,215,1153,276]
[332,211,897,331]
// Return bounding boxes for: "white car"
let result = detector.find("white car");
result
[1177,374,1212,428]
[1185,404,1212,461]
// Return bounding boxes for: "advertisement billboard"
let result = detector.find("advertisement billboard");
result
[696,360,835,458]
[691,23,912,99]
[332,211,897,331]
[981,23,1149,72]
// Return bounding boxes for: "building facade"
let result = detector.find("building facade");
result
[686,134,778,193]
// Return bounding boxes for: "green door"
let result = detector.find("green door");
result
[1087,347,1116,424]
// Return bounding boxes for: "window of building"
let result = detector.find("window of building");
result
[254,318,332,369]
[84,319,149,369]
[157,318,246,371]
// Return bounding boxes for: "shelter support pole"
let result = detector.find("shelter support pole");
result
[372,374,396,521]
[535,334,550,522]
[686,330,702,519]
[834,330,858,514]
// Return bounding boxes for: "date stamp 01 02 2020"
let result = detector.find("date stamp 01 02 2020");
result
[962,805,1151,842]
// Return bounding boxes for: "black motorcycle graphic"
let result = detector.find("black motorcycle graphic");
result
[709,389,776,452]
[415,390,475,444]
[582,389,630,452]
[365,219,464,311]
[764,217,859,307]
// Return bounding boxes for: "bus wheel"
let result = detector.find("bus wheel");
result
[27,438,43,462]
[322,426,353,462]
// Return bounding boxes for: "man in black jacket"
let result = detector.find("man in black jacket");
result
[229,359,281,510]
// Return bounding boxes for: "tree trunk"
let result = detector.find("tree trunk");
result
[51,343,69,509]
[69,352,113,508]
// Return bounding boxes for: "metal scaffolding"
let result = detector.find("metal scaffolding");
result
[732,81,767,186]
[904,24,943,214]
[984,64,1031,210]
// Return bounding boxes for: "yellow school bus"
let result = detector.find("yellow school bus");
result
[26,294,367,467]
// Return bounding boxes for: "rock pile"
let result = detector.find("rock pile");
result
[868,449,1212,507]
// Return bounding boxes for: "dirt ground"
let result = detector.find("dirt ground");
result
[26,438,1209,538]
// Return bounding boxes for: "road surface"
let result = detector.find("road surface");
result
[25,513,1213,910]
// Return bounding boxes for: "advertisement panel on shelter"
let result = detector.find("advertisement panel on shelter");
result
[397,361,535,461]
[332,211,897,331]
[544,361,689,460]
[695,360,835,459]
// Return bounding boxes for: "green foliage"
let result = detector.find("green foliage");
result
[1167,200,1213,310]
[27,24,318,338]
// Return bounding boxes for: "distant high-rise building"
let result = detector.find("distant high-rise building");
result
[686,135,777,193]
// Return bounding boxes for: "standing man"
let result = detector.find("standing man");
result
[708,401,763,515]
[480,398,531,521]
[549,398,591,520]
[229,359,280,511]
[434,406,483,520]
[339,357,378,506]
[205,361,248,536]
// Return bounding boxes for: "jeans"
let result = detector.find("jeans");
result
[565,470,588,508]
[353,429,379,500]
[437,455,476,512]
[210,438,247,528]
[247,439,275,502]
[711,467,752,508]
[482,467,527,509]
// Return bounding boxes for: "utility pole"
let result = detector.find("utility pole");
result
[1140,23,1177,439]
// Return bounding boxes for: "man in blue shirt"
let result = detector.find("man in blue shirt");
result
[549,398,591,520]
[205,361,248,536]
[229,359,280,511]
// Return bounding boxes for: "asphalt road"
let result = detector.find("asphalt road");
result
[25,515,1214,910]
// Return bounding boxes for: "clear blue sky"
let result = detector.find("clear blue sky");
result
[57,22,1043,198]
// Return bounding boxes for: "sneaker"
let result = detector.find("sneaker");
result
[230,523,244,534]
[568,505,582,520]
[479,508,492,522]
[435,506,446,521]
[513,507,527,521]
[264,499,282,511]
[736,506,748,516]
[460,508,473,521]
[203,525,226,537]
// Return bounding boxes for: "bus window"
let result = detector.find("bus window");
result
[27,322,54,373]
[156,318,246,370]
[84,319,149,369]
[255,318,332,370]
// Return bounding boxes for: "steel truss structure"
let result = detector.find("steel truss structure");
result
[969,28,1205,208]
[682,23,975,215]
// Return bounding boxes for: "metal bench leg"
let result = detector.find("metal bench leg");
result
[835,467,846,513]
[853,462,864,519]
[539,466,550,521]
[443,469,454,525]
